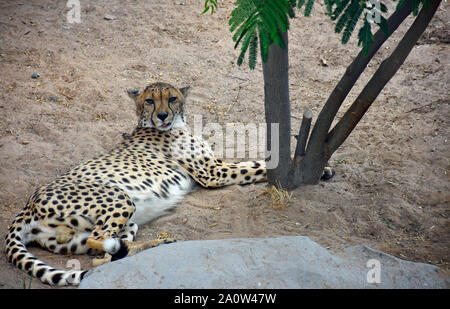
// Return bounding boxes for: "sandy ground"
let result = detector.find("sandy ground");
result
[0,0,448,288]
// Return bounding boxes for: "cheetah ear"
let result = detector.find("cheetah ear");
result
[127,89,140,100]
[179,86,190,99]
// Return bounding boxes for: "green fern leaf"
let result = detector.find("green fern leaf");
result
[358,18,374,55]
[304,0,315,16]
[233,16,258,49]
[265,1,289,33]
[258,22,271,62]
[230,10,256,33]
[287,3,296,18]
[240,21,258,55]
[230,0,294,69]
[201,0,218,15]
[376,15,390,36]
[380,2,388,13]
[237,49,246,66]
[229,0,256,31]
[342,4,364,44]
[249,33,258,69]
[412,0,420,15]
[335,0,357,34]
[324,0,334,16]
[271,0,289,15]
[276,27,287,49]
[297,0,306,9]
[331,0,350,21]
[259,9,283,47]
[422,0,432,10]
[395,0,408,11]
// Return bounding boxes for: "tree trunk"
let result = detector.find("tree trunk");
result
[263,31,291,188]
[288,0,424,187]
[261,0,440,190]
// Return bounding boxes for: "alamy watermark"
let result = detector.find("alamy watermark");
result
[366,0,382,24]
[367,259,381,284]
[65,258,81,284]
[171,115,280,168]
[66,0,81,24]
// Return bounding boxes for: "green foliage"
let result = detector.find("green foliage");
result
[396,0,434,15]
[202,0,218,14]
[323,0,334,15]
[204,0,438,68]
[331,0,350,21]
[249,33,259,69]
[342,3,364,44]
[304,0,315,17]
[229,0,292,69]
[358,18,374,55]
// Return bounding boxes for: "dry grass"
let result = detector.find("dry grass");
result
[259,185,293,210]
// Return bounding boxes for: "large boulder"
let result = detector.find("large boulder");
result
[79,236,448,289]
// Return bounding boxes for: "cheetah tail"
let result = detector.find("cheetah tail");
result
[4,224,87,286]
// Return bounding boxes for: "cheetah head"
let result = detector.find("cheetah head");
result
[127,82,190,131]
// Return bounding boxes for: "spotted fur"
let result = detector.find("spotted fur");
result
[4,82,268,286]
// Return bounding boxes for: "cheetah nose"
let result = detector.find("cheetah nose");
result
[157,112,168,121]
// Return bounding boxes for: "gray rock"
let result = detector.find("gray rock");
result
[79,236,448,289]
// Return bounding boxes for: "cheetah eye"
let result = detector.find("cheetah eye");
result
[168,97,177,103]
[145,98,154,104]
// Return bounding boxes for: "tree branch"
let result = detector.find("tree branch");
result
[327,0,442,154]
[288,0,417,186]
[293,109,312,166]
[304,0,414,159]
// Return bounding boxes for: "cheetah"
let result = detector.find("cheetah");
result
[4,82,268,286]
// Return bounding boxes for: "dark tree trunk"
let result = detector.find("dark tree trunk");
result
[263,30,291,188]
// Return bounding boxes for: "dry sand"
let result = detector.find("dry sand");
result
[0,0,448,288]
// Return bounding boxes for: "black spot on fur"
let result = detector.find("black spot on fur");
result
[36,268,46,279]
[51,273,63,285]
[24,261,33,271]
[70,244,78,253]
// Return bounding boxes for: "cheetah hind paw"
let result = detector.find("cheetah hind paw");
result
[320,166,335,181]
[107,238,177,262]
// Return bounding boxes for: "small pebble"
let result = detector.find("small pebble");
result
[104,14,117,20]
[31,72,40,79]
